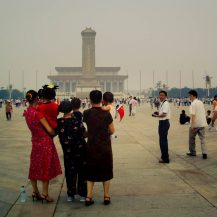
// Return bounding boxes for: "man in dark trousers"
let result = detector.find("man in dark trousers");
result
[152,90,171,163]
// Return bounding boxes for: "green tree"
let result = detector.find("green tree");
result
[11,89,23,99]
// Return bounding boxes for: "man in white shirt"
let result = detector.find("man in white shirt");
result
[128,96,133,116]
[153,91,171,163]
[187,90,208,159]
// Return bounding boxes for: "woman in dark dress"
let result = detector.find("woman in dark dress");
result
[83,90,115,206]
[56,100,87,202]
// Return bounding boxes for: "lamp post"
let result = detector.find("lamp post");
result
[204,75,212,97]
[139,71,141,98]
[8,84,12,99]
[152,71,155,97]
[23,87,26,98]
[179,71,182,98]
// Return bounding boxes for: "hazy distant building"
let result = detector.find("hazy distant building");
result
[48,27,128,98]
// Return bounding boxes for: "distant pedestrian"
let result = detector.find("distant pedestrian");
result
[131,97,138,116]
[209,95,217,130]
[152,90,171,163]
[206,110,212,125]
[0,99,3,108]
[81,98,87,109]
[179,110,190,125]
[5,100,13,120]
[186,90,208,159]
[128,96,132,116]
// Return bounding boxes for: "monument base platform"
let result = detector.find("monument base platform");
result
[76,82,101,98]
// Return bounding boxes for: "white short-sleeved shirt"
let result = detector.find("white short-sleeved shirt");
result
[159,100,171,120]
[189,99,207,127]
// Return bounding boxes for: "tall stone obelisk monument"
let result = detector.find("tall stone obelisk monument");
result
[76,27,100,98]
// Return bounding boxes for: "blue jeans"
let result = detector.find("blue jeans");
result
[158,120,170,162]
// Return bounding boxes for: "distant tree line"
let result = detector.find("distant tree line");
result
[0,88,24,99]
[145,81,217,98]
[1,85,217,99]
[151,87,217,98]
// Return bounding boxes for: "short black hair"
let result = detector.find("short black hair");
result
[103,92,114,103]
[71,97,81,110]
[89,90,102,104]
[188,90,198,98]
[38,89,43,99]
[214,95,217,99]
[26,90,38,104]
[41,85,57,100]
[58,100,73,114]
[159,90,167,97]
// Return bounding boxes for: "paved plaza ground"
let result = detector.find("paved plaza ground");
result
[1,102,217,217]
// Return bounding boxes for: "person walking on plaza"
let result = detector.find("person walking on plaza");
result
[209,94,217,130]
[128,96,133,116]
[24,90,62,203]
[83,90,115,206]
[131,97,138,116]
[152,90,171,163]
[5,100,13,120]
[186,90,208,159]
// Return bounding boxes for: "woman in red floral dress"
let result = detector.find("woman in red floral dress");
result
[24,90,62,202]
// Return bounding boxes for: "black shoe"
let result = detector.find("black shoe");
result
[202,154,207,159]
[85,197,94,206]
[159,159,170,164]
[104,196,111,205]
[186,152,196,157]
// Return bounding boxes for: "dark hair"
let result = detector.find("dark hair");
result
[26,90,38,104]
[38,89,43,99]
[71,97,81,110]
[207,110,211,114]
[58,100,73,114]
[181,110,186,114]
[214,95,217,99]
[41,85,56,100]
[188,90,198,98]
[89,90,102,104]
[159,90,167,97]
[103,92,114,103]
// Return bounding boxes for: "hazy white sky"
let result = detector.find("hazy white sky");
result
[1,0,217,91]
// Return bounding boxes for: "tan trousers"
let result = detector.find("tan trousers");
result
[189,127,207,154]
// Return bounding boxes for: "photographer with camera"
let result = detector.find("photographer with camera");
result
[152,90,171,164]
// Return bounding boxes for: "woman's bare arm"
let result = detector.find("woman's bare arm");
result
[40,117,56,136]
[108,122,115,135]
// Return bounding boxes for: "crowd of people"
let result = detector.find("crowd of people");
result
[1,86,217,207]
[21,86,115,206]
[151,90,217,163]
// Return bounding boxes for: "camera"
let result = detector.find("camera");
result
[152,111,159,117]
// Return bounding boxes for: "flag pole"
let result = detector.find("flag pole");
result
[179,71,182,98]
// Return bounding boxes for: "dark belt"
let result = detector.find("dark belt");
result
[159,119,169,122]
